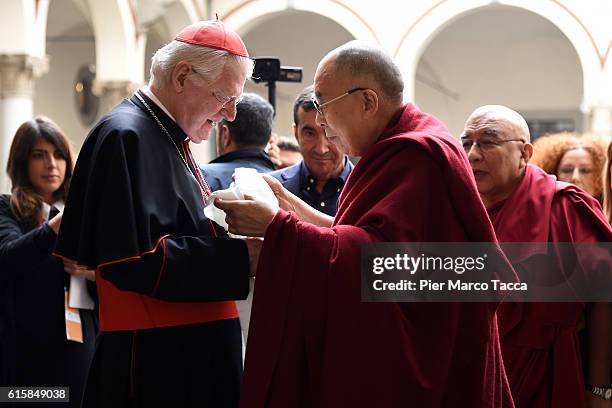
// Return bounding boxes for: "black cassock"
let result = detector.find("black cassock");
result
[54,91,250,408]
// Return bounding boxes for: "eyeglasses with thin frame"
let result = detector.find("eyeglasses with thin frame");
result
[211,87,243,108]
[461,137,525,153]
[191,67,243,108]
[311,87,367,116]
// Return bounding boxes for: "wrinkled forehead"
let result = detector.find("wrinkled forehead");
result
[462,113,516,138]
[314,58,343,100]
[214,60,247,95]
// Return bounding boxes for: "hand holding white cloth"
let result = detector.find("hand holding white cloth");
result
[204,168,279,232]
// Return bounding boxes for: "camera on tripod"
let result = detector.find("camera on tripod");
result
[252,57,303,83]
[251,57,303,110]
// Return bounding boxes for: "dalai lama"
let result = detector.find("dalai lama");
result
[218,41,515,407]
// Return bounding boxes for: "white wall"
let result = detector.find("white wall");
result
[33,0,96,152]
[34,27,96,151]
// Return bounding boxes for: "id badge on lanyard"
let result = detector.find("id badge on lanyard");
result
[64,287,83,343]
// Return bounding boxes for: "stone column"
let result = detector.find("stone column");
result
[0,54,48,192]
[93,80,140,117]
[586,105,612,138]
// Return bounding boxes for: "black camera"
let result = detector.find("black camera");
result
[252,57,303,83]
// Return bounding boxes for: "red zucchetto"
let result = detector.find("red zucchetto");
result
[175,19,248,57]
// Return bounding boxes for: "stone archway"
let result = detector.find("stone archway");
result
[234,9,355,137]
[395,0,601,112]
[594,41,612,136]
[141,0,201,84]
[409,5,584,137]
[222,0,377,45]
[0,0,50,190]
[88,0,139,84]
[34,0,97,148]
[166,0,199,35]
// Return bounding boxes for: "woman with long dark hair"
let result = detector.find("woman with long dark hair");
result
[0,116,96,407]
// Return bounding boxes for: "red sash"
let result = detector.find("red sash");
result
[96,274,238,331]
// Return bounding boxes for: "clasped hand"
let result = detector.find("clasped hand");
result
[50,211,96,281]
[215,196,277,238]
[62,259,96,282]
[215,174,291,237]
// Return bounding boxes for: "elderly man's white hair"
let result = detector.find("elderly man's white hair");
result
[149,40,253,88]
[466,105,532,143]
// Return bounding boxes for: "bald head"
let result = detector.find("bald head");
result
[320,41,404,105]
[465,105,531,143]
[313,41,405,157]
[462,105,533,208]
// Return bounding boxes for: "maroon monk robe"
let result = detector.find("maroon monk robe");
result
[240,103,515,408]
[489,164,612,408]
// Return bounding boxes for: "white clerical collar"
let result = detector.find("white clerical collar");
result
[140,85,177,122]
[42,200,65,220]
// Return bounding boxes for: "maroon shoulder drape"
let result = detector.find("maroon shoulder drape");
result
[241,104,515,407]
[490,164,612,408]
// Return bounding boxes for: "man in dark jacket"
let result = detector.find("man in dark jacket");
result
[201,93,275,191]
[269,86,352,216]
